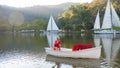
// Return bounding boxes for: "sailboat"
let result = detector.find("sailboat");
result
[94,11,101,30]
[94,0,120,34]
[47,16,60,32]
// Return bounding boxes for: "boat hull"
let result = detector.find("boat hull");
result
[94,30,116,34]
[45,46,101,59]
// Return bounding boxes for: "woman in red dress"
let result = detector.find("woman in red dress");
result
[53,37,61,50]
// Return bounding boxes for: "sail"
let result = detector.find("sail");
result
[47,16,59,31]
[102,0,112,29]
[94,11,101,30]
[111,4,120,27]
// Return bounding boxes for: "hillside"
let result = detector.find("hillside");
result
[0,2,79,22]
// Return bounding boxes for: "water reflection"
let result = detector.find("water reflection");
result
[0,49,46,68]
[0,32,120,68]
[52,62,61,68]
[0,32,47,68]
[46,55,100,68]
[94,34,120,68]
[46,32,59,48]
[20,32,35,37]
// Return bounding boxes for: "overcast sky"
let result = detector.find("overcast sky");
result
[0,0,93,8]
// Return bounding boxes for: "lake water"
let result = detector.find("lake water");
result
[0,32,120,68]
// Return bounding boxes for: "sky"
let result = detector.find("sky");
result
[0,0,93,8]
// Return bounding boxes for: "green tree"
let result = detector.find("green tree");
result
[30,19,47,31]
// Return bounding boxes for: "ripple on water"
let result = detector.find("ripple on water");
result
[0,50,47,68]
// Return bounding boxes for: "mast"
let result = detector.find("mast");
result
[51,16,53,31]
[109,0,113,30]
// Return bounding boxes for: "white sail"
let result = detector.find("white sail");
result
[102,0,112,29]
[94,11,101,30]
[111,4,120,27]
[47,16,59,31]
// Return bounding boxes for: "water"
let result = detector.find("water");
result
[0,32,119,68]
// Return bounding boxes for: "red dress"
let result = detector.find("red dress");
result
[54,40,61,49]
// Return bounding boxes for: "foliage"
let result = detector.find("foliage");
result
[18,19,47,31]
[58,3,93,31]
[57,0,120,31]
[113,27,120,30]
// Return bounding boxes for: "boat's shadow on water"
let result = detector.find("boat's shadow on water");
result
[45,55,101,68]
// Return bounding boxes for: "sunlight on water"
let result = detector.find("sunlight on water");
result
[0,50,74,68]
[0,50,46,68]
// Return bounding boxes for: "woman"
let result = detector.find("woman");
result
[53,37,61,50]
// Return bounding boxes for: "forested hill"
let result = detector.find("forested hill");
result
[0,2,79,21]
[20,3,80,20]
[57,0,120,30]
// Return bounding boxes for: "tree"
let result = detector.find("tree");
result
[30,19,47,31]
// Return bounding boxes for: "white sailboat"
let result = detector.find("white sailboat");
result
[47,16,60,32]
[94,11,101,30]
[94,0,120,34]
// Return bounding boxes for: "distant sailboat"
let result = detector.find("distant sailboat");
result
[94,0,120,34]
[47,16,60,32]
[94,11,100,30]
